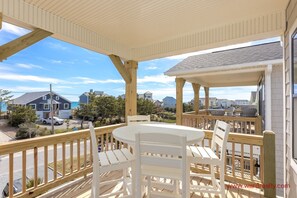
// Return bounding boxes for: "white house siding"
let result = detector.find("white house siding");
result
[285,0,297,197]
[59,110,71,119]
[271,64,284,196]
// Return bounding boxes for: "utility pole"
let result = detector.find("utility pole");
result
[50,84,54,134]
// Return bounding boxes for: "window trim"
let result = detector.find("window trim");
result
[56,96,59,100]
[44,104,50,110]
[292,28,297,162]
[29,104,36,110]
[64,103,69,109]
[43,95,47,100]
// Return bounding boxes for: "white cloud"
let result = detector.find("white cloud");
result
[16,63,44,69]
[47,42,68,50]
[0,72,62,84]
[71,77,124,84]
[51,60,62,64]
[145,66,158,70]
[138,74,175,84]
[2,22,30,36]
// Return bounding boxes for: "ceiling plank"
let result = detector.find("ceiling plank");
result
[0,28,52,61]
[109,55,131,83]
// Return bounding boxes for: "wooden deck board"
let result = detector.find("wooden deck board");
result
[39,171,264,198]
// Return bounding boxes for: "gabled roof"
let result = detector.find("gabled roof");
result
[13,91,71,105]
[165,42,282,76]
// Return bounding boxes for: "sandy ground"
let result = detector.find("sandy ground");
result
[0,119,16,140]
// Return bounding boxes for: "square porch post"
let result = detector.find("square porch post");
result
[176,78,185,125]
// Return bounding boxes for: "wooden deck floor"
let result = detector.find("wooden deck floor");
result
[39,171,264,198]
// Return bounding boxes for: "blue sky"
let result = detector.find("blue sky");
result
[0,22,278,102]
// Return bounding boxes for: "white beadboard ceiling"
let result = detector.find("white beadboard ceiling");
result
[0,0,289,61]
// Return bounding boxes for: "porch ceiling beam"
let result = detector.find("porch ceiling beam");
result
[0,28,52,61]
[109,55,131,83]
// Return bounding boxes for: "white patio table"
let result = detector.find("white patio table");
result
[112,123,205,146]
[112,123,205,197]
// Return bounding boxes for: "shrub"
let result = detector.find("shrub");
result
[16,122,38,139]
[26,177,43,189]
[8,105,37,127]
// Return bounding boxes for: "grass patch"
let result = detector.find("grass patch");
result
[48,154,91,175]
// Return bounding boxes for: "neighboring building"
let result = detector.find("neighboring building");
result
[199,97,218,108]
[138,91,153,101]
[162,96,176,108]
[217,99,233,108]
[79,89,105,105]
[12,91,71,119]
[234,100,249,105]
[154,100,162,107]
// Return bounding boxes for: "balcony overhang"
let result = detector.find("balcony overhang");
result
[0,0,288,61]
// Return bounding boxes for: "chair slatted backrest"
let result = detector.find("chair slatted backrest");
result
[89,122,100,170]
[135,132,187,170]
[211,120,230,159]
[127,115,150,125]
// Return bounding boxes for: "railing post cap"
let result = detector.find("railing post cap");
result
[263,130,275,134]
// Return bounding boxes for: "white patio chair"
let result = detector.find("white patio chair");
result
[187,120,230,198]
[89,122,134,198]
[135,132,189,198]
[127,115,150,125]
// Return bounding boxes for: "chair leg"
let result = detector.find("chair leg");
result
[210,165,217,189]
[220,165,226,198]
[92,175,100,198]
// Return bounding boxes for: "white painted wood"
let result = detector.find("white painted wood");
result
[127,115,150,125]
[188,120,230,198]
[88,122,133,198]
[113,123,205,146]
[265,64,273,130]
[1,0,286,61]
[135,132,189,198]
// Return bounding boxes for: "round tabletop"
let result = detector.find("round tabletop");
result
[112,123,205,146]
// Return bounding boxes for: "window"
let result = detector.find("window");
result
[56,96,59,100]
[28,104,36,110]
[44,104,50,110]
[43,95,47,100]
[292,30,297,160]
[64,103,69,109]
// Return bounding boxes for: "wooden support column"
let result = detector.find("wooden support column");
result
[176,78,185,125]
[109,55,131,83]
[263,130,276,197]
[124,60,138,118]
[192,83,201,114]
[0,13,2,30]
[0,28,52,61]
[204,87,209,110]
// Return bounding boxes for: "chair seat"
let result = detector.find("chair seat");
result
[187,146,220,165]
[98,148,134,173]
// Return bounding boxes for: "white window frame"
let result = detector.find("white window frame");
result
[64,103,69,109]
[29,104,36,110]
[290,22,297,171]
[44,104,50,110]
[56,96,59,100]
[43,95,47,100]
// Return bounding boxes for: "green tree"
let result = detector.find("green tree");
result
[8,105,37,127]
[116,96,125,121]
[0,89,13,117]
[94,95,117,120]
[74,103,95,129]
[137,98,155,115]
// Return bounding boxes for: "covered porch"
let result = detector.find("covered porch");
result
[0,0,290,197]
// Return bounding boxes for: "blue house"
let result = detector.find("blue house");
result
[12,91,72,119]
[79,89,105,105]
[163,96,176,108]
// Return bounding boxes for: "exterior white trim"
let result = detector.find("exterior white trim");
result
[64,103,69,109]
[165,59,283,77]
[0,0,285,61]
[265,64,272,130]
[44,103,49,110]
